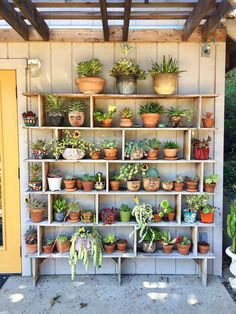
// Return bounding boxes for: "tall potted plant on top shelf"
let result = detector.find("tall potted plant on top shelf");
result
[148,55,185,95]
[75,58,105,94]
[68,100,87,127]
[110,43,146,95]
[45,94,66,126]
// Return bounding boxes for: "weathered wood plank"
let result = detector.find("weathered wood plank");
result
[99,0,109,41]
[123,0,132,41]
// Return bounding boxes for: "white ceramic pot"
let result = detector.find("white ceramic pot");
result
[226,246,236,290]
[62,148,85,160]
[47,177,62,191]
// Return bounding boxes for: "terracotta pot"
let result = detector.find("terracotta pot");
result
[117,239,127,252]
[186,181,198,192]
[91,151,101,160]
[143,241,157,253]
[162,244,174,254]
[56,240,70,253]
[30,208,45,223]
[143,177,160,192]
[162,181,173,191]
[193,147,209,160]
[198,242,209,254]
[76,179,83,189]
[104,148,118,159]
[153,213,162,222]
[163,148,178,158]
[64,179,76,190]
[110,180,121,191]
[82,181,95,192]
[28,181,42,191]
[153,73,177,95]
[104,243,115,254]
[68,111,85,127]
[200,211,214,223]
[168,212,176,221]
[177,243,191,255]
[141,113,160,128]
[130,150,144,160]
[68,212,80,222]
[26,243,37,254]
[120,118,133,128]
[146,149,158,160]
[204,183,216,193]
[127,180,141,192]
[101,119,113,127]
[173,182,184,192]
[81,211,94,223]
[75,77,106,94]
[202,117,214,128]
[43,244,54,254]
[170,116,183,127]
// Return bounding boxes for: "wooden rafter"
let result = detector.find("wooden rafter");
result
[0,0,28,40]
[182,0,216,41]
[123,0,132,41]
[99,0,109,41]
[202,0,234,41]
[13,0,49,40]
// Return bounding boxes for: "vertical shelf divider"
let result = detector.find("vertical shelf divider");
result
[90,95,94,128]
[176,194,182,224]
[183,130,191,160]
[122,130,125,160]
[42,161,49,192]
[37,95,45,127]
[106,162,109,192]
[37,225,43,256]
[95,194,99,224]
[196,96,202,128]
[192,226,198,256]
[48,194,53,224]
[198,162,204,193]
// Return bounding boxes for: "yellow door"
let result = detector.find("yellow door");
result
[0,70,21,273]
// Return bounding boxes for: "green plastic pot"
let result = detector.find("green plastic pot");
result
[120,210,131,222]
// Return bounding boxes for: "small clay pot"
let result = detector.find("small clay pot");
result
[202,117,214,128]
[90,151,101,160]
[141,113,160,128]
[116,239,127,252]
[56,240,70,253]
[153,213,162,222]
[30,208,45,223]
[68,212,80,222]
[186,181,198,192]
[104,243,115,254]
[64,179,76,190]
[200,211,214,223]
[162,181,173,191]
[177,243,191,255]
[76,179,83,189]
[82,181,95,192]
[163,148,178,159]
[26,243,37,254]
[198,242,209,254]
[68,111,85,127]
[110,180,121,191]
[168,212,176,221]
[146,149,158,160]
[103,148,118,159]
[127,180,141,192]
[120,118,133,128]
[170,116,183,127]
[173,182,184,192]
[162,244,174,254]
[43,244,54,254]
[101,119,113,127]
[204,183,216,193]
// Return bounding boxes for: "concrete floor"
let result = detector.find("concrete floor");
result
[0,275,235,314]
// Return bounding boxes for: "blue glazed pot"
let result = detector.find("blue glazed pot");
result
[54,211,66,222]
[183,212,197,223]
[116,75,137,95]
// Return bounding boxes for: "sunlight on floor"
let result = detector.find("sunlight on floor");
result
[187,294,198,305]
[9,293,24,303]
[143,281,167,289]
[18,285,27,289]
[73,281,85,288]
[147,292,168,301]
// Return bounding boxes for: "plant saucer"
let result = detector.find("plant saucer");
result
[186,188,198,192]
[163,157,179,160]
[67,218,80,223]
[146,157,158,160]
[64,188,77,192]
[116,249,127,253]
[104,156,118,160]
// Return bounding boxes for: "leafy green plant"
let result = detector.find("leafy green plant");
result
[143,227,161,244]
[167,106,188,117]
[139,102,165,114]
[204,174,219,184]
[160,199,174,214]
[125,140,144,158]
[45,94,66,114]
[93,105,117,122]
[100,137,118,149]
[153,207,164,217]
[82,174,95,182]
[120,107,133,119]
[64,176,75,180]
[149,55,184,76]
[44,239,54,245]
[53,197,67,213]
[68,100,87,112]
[26,197,45,209]
[76,58,102,77]
[57,235,70,243]
[202,204,215,214]
[29,164,41,182]
[227,199,236,253]
[176,236,191,245]
[142,167,159,178]
[186,194,209,212]
[110,173,120,181]
[163,140,179,149]
[119,163,146,181]
[103,233,117,245]
[25,228,37,244]
[161,230,176,245]
[68,202,80,213]
[144,138,161,151]
[119,204,131,212]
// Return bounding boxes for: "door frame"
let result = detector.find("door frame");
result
[0,60,29,275]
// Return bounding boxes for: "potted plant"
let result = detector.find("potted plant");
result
[51,130,90,160]
[75,58,105,94]
[103,233,117,254]
[160,200,175,221]
[185,194,209,223]
[56,235,70,253]
[30,139,48,159]
[100,137,118,160]
[173,174,185,192]
[95,172,105,191]
[68,202,80,222]
[82,174,95,192]
[163,140,179,159]
[93,105,117,127]
[69,227,103,279]
[76,177,83,190]
[152,207,164,222]
[43,239,54,254]
[89,143,101,160]
[109,173,121,191]
[64,176,76,191]
[26,197,45,223]
[100,207,117,224]
[125,140,144,160]
[144,138,161,160]
[119,163,145,192]
[226,200,236,290]
[192,136,211,160]
[116,239,128,252]
[139,102,165,128]
[80,210,95,223]
[119,204,131,222]
[110,43,146,95]
[202,112,214,128]
[25,228,37,254]
[47,171,63,191]
[185,176,199,192]
[204,174,219,193]
[45,94,66,126]
[28,164,42,191]
[161,230,176,254]
[142,167,160,192]
[120,107,133,127]
[162,179,173,191]
[68,100,87,127]
[142,227,161,253]
[22,111,37,126]
[176,236,191,255]
[148,55,184,95]
[167,106,189,127]
[198,241,209,254]
[53,196,67,222]
[200,204,215,223]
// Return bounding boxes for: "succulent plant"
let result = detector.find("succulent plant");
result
[204,174,219,184]
[149,55,184,76]
[163,140,179,149]
[45,94,66,114]
[139,102,165,114]
[93,105,117,122]
[26,197,45,209]
[29,164,41,182]
[120,107,133,119]
[68,100,87,112]
[76,58,102,77]
[100,207,117,224]
[25,228,37,244]
[161,230,176,246]
[103,233,117,244]
[142,167,159,178]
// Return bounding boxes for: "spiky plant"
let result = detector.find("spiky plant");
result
[76,58,102,77]
[68,100,87,112]
[139,102,165,114]
[45,94,66,114]
[120,107,133,119]
[149,55,184,76]
[29,164,41,182]
[25,228,37,244]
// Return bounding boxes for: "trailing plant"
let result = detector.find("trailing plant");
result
[26,197,45,209]
[144,138,161,151]
[186,194,209,212]
[93,105,117,122]
[163,140,179,149]
[30,139,48,151]
[125,140,144,158]
[100,207,117,224]
[119,163,147,181]
[176,235,191,245]
[68,202,80,213]
[25,228,37,244]
[227,199,236,253]
[139,102,165,114]
[143,227,161,247]
[76,58,103,77]
[103,233,117,245]
[204,174,219,184]
[142,167,159,178]
[120,107,133,119]
[45,94,66,114]
[148,55,184,76]
[175,174,185,183]
[29,164,41,182]
[192,136,211,148]
[53,196,67,213]
[100,137,118,149]
[161,230,176,246]
[68,100,87,112]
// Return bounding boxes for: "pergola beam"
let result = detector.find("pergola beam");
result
[123,0,132,41]
[0,0,28,40]
[99,0,109,41]
[13,0,49,40]
[182,0,216,41]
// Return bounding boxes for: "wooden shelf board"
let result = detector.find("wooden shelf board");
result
[137,251,215,259]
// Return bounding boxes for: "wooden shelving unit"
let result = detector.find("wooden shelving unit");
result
[23,92,218,286]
